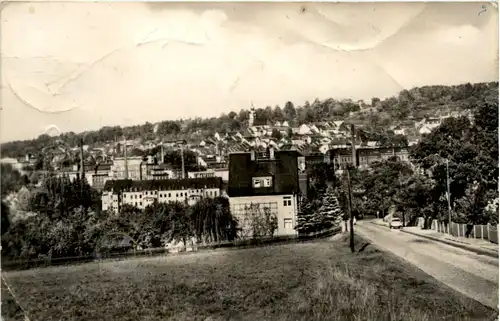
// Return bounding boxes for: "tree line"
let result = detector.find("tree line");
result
[2,82,497,159]
[0,173,239,261]
[305,89,499,228]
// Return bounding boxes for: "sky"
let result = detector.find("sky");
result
[0,2,498,142]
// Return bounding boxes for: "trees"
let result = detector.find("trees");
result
[295,187,342,234]
[284,101,296,123]
[410,93,498,225]
[240,203,278,238]
[2,82,497,160]
[1,163,24,199]
[271,129,282,140]
[1,202,10,236]
[317,187,343,230]
[190,197,237,244]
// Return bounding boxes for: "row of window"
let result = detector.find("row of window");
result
[124,189,218,199]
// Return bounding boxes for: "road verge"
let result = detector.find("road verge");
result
[400,228,499,259]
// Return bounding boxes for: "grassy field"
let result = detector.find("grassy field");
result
[1,234,496,321]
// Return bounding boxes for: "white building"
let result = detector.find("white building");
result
[227,150,302,238]
[111,156,143,180]
[102,177,223,213]
[188,168,229,182]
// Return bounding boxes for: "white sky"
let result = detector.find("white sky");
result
[1,2,498,142]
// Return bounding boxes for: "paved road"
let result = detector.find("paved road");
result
[355,220,499,310]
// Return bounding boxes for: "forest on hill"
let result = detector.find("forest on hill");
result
[1,81,497,159]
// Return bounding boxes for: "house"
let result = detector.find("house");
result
[274,121,282,127]
[309,124,320,134]
[418,124,439,135]
[57,162,113,190]
[326,146,410,169]
[302,136,312,144]
[102,177,223,213]
[393,125,406,136]
[282,121,290,127]
[227,149,302,238]
[298,124,312,135]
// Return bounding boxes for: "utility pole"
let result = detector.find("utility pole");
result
[446,158,452,235]
[180,143,185,179]
[347,168,355,253]
[348,123,356,253]
[80,137,84,198]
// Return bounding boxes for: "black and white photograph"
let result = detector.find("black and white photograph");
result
[0,2,499,320]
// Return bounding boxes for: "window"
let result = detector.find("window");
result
[140,195,142,198]
[253,179,261,188]
[176,193,178,197]
[140,202,142,206]
[283,197,292,207]
[284,218,293,229]
[180,193,183,197]
[168,193,171,197]
[264,178,271,187]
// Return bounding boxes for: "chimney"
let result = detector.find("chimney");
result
[124,141,129,179]
[250,150,255,161]
[80,138,85,179]
[269,147,275,160]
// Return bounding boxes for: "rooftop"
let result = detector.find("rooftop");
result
[103,177,223,192]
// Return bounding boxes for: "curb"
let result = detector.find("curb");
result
[400,229,499,259]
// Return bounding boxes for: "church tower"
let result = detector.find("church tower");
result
[249,103,256,127]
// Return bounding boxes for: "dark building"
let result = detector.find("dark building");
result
[228,149,301,197]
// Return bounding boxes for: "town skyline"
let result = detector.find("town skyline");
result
[1,2,498,142]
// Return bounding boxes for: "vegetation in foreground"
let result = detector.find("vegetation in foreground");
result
[2,235,495,321]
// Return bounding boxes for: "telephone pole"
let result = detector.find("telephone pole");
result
[347,168,355,253]
[348,123,356,253]
[180,143,185,179]
[80,137,84,198]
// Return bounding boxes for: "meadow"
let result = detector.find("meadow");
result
[2,234,496,321]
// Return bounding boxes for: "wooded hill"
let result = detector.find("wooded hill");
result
[1,81,497,159]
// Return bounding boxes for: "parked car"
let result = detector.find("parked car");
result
[389,218,403,229]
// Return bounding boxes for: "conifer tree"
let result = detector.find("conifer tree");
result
[295,194,315,234]
[317,187,344,230]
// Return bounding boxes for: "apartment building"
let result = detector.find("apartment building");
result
[326,146,410,169]
[102,177,223,213]
[187,168,229,182]
[227,149,302,238]
[57,163,112,190]
[110,156,143,180]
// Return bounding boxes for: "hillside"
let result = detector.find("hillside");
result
[1,81,497,159]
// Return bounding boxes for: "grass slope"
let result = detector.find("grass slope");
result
[2,234,496,321]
